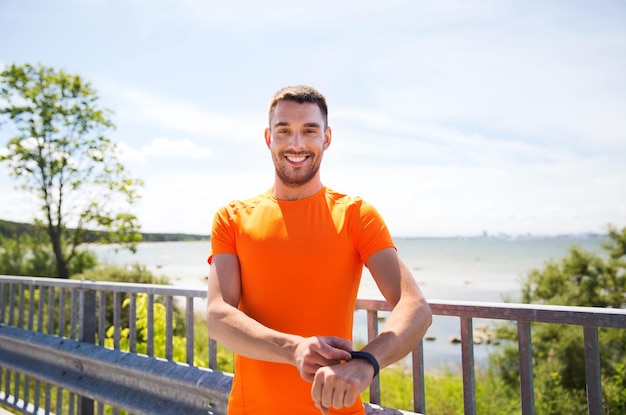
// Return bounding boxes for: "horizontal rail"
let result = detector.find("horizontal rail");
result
[5,276,623,327]
[356,298,626,327]
[0,275,206,297]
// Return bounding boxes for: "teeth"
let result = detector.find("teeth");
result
[287,156,306,163]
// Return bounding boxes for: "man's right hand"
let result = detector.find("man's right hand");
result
[293,336,353,382]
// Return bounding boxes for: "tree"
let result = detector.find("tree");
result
[495,225,626,413]
[0,63,143,279]
[521,225,626,308]
[0,233,97,278]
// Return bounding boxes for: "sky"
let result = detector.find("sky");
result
[1,0,625,237]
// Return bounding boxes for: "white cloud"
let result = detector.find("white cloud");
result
[116,137,212,164]
[95,79,263,142]
[116,142,146,164]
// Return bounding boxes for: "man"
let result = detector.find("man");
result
[207,85,432,415]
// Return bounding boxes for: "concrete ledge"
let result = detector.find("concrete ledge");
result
[0,325,231,415]
[365,403,422,414]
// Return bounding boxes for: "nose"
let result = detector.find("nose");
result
[290,132,304,149]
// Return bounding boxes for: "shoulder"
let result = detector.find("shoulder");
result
[324,188,379,215]
[217,190,275,216]
[325,187,363,206]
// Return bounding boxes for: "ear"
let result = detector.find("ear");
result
[323,127,332,150]
[264,128,271,149]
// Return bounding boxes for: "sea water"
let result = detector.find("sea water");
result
[91,235,607,370]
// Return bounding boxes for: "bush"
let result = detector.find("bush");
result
[72,264,186,339]
[0,234,97,278]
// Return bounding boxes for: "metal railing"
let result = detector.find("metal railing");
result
[357,298,626,414]
[1,275,625,415]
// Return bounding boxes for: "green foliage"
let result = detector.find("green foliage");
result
[496,225,626,414]
[377,365,418,411]
[604,363,626,413]
[72,264,185,337]
[0,218,209,243]
[532,358,587,414]
[521,225,625,308]
[104,293,199,364]
[140,233,210,242]
[361,363,520,415]
[0,63,143,279]
[74,263,171,285]
[0,233,97,278]
[100,288,234,372]
[0,219,39,238]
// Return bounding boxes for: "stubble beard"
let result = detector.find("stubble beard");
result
[274,151,321,188]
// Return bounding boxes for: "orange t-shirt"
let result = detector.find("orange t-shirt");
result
[209,187,394,415]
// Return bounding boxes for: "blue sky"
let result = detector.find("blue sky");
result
[1,0,625,237]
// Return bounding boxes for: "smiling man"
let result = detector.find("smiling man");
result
[207,85,432,415]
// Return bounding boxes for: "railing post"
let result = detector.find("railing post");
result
[79,287,96,344]
[209,338,218,370]
[78,286,96,415]
[129,292,137,353]
[18,284,25,328]
[166,295,174,361]
[583,326,603,415]
[517,320,535,415]
[367,309,381,405]
[0,282,6,323]
[460,317,476,415]
[8,283,16,326]
[147,293,155,356]
[412,341,426,414]
[186,297,195,366]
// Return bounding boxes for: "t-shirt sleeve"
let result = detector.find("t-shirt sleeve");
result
[207,205,237,264]
[354,200,396,262]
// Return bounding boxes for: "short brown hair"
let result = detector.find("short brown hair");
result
[268,85,329,129]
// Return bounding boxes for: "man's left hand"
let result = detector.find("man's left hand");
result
[310,357,375,414]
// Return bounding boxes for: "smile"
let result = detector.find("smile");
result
[286,155,307,163]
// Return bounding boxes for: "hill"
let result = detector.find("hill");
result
[0,219,209,242]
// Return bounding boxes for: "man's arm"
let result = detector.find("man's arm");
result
[206,253,353,380]
[311,247,432,413]
[359,247,432,367]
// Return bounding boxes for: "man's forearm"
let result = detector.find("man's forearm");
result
[207,301,301,365]
[361,294,432,369]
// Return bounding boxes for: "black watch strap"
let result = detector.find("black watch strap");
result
[350,351,379,378]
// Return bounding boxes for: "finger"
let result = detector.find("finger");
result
[317,337,352,361]
[319,373,336,410]
[321,386,334,411]
[299,362,317,382]
[314,401,330,415]
[303,354,338,375]
[325,336,353,352]
[311,371,324,406]
[332,384,346,409]
[343,388,358,407]
[312,368,337,412]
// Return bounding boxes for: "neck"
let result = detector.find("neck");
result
[271,178,323,201]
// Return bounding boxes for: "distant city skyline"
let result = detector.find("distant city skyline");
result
[1,0,625,237]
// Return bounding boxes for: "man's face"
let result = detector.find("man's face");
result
[265,101,331,188]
